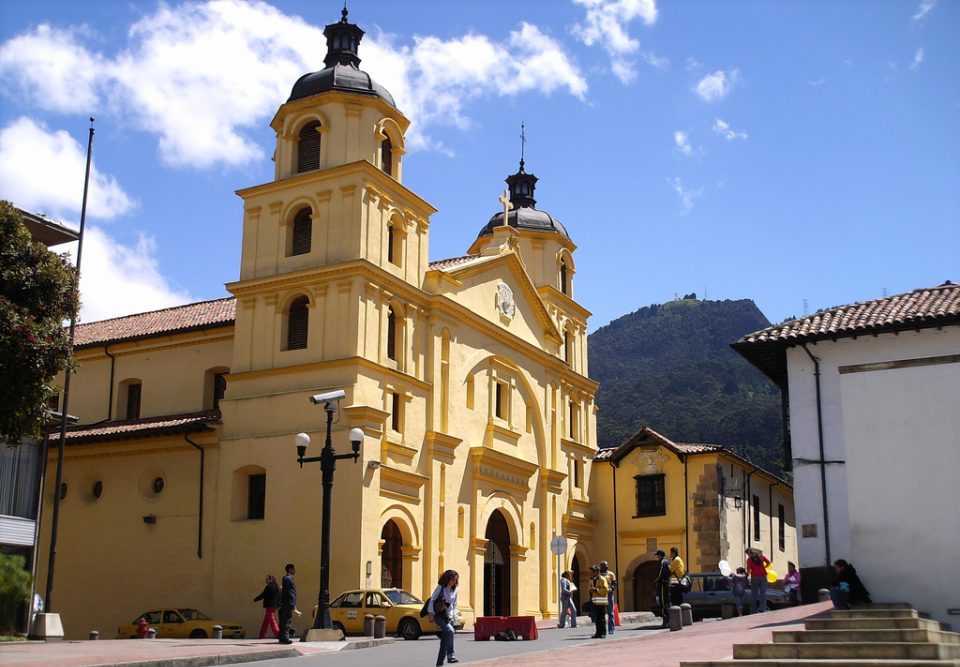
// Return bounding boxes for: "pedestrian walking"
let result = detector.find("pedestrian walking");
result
[729,567,748,616]
[428,569,460,665]
[599,560,617,633]
[654,550,671,627]
[746,548,771,613]
[254,574,281,639]
[588,564,609,638]
[668,547,686,608]
[278,563,297,644]
[558,570,577,628]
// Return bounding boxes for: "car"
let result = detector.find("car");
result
[654,573,789,619]
[315,588,456,640]
[117,608,246,639]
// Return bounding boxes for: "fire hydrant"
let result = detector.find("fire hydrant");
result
[136,617,150,639]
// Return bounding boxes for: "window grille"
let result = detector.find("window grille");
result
[287,297,309,350]
[297,121,321,172]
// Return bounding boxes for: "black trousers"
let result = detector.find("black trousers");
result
[593,604,607,637]
[657,582,670,624]
[278,606,292,641]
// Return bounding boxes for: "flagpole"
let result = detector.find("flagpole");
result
[43,117,94,624]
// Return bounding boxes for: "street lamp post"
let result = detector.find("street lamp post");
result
[295,395,363,640]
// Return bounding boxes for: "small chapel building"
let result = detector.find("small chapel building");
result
[37,9,598,638]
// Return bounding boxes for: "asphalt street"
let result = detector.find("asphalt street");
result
[254,623,669,667]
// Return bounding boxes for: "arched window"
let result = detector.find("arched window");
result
[387,306,397,361]
[560,259,568,294]
[387,225,396,264]
[381,136,393,176]
[297,121,321,173]
[290,208,312,256]
[287,296,309,350]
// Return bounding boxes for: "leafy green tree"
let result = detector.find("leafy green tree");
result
[0,201,79,445]
[0,552,32,634]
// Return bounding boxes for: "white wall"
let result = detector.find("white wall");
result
[787,327,960,625]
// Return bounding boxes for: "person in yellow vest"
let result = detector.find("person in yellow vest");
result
[599,560,617,634]
[668,547,686,608]
[588,565,609,639]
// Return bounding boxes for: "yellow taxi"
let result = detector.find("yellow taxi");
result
[318,588,436,640]
[117,608,245,639]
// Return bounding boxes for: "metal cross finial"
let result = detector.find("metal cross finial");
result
[520,122,526,170]
[498,189,513,228]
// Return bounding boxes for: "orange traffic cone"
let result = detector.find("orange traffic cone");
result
[613,603,621,626]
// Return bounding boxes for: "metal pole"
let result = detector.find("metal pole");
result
[557,551,562,622]
[312,401,336,630]
[45,118,94,610]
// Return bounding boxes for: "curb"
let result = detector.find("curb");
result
[341,636,395,650]
[89,647,298,667]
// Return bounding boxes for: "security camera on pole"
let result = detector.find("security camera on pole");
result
[295,388,364,642]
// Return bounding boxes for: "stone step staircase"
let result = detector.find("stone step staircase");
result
[682,604,960,666]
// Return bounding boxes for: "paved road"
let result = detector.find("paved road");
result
[254,623,669,667]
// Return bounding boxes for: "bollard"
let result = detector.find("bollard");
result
[818,588,831,603]
[668,605,682,631]
[363,614,375,637]
[89,631,99,640]
[373,615,386,639]
[721,602,735,619]
[147,628,157,639]
[680,603,693,626]
[213,625,223,640]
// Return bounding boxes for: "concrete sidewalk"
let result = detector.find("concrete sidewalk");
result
[0,635,392,667]
[475,602,834,667]
[0,603,833,667]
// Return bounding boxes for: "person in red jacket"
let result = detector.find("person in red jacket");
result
[745,548,771,613]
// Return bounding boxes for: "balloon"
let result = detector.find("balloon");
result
[766,569,778,583]
[718,560,732,577]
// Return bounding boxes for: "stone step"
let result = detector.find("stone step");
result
[735,640,960,660]
[806,617,941,631]
[831,608,920,620]
[773,628,960,644]
[682,660,960,667]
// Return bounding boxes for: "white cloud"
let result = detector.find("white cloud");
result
[910,47,925,70]
[685,57,703,72]
[673,130,693,155]
[0,24,102,113]
[0,1,588,165]
[58,227,193,322]
[808,78,826,87]
[669,177,701,214]
[573,0,661,84]
[0,117,135,220]
[712,118,748,141]
[694,69,739,102]
[912,0,936,22]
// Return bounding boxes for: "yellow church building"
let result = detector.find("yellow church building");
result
[34,10,795,640]
[37,9,598,639]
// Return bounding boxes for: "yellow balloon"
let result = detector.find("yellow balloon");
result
[766,570,778,583]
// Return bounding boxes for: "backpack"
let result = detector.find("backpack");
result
[494,629,518,641]
[419,588,447,618]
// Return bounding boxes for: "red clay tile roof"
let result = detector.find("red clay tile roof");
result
[593,426,788,486]
[74,297,236,348]
[732,281,959,386]
[52,410,220,445]
[428,255,483,271]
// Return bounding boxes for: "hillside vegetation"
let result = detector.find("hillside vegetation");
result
[588,298,784,475]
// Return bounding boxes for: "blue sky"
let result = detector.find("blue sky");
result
[1,0,957,330]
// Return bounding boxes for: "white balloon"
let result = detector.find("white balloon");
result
[718,559,732,576]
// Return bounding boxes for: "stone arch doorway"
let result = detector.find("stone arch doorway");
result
[381,520,403,589]
[571,553,584,612]
[633,560,660,613]
[484,510,511,616]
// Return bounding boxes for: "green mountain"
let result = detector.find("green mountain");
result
[588,297,785,475]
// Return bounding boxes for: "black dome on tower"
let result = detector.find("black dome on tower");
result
[287,8,397,108]
[477,160,570,240]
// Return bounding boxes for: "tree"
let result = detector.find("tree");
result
[0,552,32,634]
[0,201,79,445]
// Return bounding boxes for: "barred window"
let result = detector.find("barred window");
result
[635,474,666,517]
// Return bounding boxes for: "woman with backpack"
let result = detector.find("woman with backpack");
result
[428,570,460,665]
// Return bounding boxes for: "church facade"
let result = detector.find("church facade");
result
[37,10,598,639]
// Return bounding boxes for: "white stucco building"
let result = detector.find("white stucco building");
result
[733,281,959,626]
